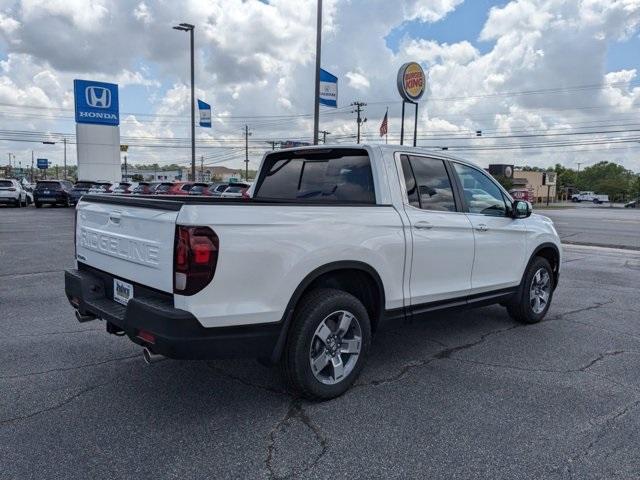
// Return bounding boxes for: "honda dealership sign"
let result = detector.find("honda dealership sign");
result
[74,79,121,182]
[74,80,119,126]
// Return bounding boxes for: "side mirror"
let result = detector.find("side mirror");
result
[512,200,532,219]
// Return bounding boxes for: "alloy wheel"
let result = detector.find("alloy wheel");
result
[530,268,551,314]
[309,310,362,385]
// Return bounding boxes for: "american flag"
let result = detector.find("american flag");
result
[379,109,388,137]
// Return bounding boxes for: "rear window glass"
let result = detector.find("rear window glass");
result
[0,180,13,187]
[254,149,375,204]
[225,187,243,193]
[36,181,61,189]
[156,184,171,192]
[74,182,94,189]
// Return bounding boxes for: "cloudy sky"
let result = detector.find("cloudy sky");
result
[0,0,639,172]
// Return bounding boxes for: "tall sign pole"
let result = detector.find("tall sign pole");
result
[400,101,405,146]
[397,62,426,147]
[313,0,322,145]
[189,27,195,181]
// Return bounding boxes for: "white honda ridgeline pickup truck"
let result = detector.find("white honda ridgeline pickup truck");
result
[65,145,561,399]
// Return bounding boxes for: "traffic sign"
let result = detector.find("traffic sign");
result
[37,158,49,170]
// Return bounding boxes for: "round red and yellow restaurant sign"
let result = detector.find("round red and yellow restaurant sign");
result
[397,62,426,103]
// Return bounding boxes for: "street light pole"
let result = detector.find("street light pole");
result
[312,0,322,145]
[173,23,196,181]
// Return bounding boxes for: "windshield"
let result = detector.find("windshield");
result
[155,184,172,192]
[36,181,61,190]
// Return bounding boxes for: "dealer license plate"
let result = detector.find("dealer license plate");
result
[113,278,134,306]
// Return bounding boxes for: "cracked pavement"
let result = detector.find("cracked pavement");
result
[2,207,640,479]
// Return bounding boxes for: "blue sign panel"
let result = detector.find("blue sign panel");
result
[37,158,49,169]
[74,79,119,126]
[319,69,338,108]
[198,99,212,127]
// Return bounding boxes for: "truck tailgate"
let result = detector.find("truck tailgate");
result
[75,199,179,292]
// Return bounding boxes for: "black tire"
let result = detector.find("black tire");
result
[282,288,371,400]
[506,257,554,324]
[15,198,21,208]
[35,202,42,208]
[64,196,71,208]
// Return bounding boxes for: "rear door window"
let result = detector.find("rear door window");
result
[254,148,375,204]
[401,155,457,212]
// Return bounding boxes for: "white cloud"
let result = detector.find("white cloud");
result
[346,71,370,91]
[0,0,638,171]
[133,2,152,25]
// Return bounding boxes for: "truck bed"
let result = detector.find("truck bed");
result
[80,194,382,210]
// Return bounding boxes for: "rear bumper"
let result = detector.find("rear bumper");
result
[64,267,280,360]
[34,193,67,204]
[0,196,19,203]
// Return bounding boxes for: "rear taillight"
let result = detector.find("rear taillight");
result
[173,226,219,295]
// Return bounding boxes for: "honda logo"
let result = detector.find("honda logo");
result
[85,86,111,108]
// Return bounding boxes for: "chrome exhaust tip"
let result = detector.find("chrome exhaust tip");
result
[142,347,165,365]
[75,310,96,323]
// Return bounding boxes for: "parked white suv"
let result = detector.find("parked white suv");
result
[65,146,561,399]
[0,178,29,207]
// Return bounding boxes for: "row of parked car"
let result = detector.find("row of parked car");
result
[0,178,251,208]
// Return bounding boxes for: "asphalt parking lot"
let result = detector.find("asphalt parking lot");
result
[2,206,640,479]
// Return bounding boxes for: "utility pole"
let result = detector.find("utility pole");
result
[318,130,331,144]
[351,102,367,144]
[63,138,67,180]
[312,0,322,145]
[200,155,204,182]
[244,125,252,180]
[124,155,128,180]
[30,151,34,183]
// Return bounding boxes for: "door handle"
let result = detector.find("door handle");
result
[475,223,488,232]
[414,221,433,230]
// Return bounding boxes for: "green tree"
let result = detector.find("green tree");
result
[578,162,635,201]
